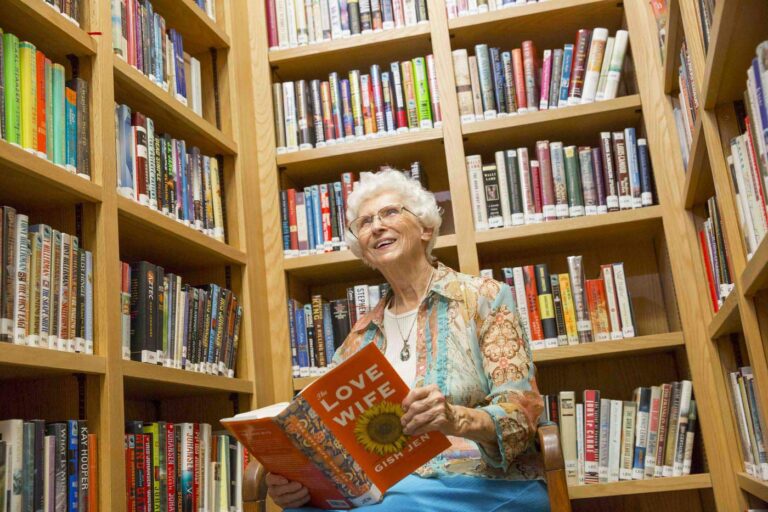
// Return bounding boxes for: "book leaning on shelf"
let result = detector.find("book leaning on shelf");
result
[110,0,205,115]
[445,0,543,20]
[222,343,451,510]
[0,419,97,512]
[724,41,768,260]
[114,104,226,242]
[1,28,90,178]
[124,421,243,512]
[273,56,441,152]
[466,127,655,231]
[288,281,389,377]
[0,206,94,353]
[452,29,630,123]
[543,381,696,485]
[728,366,768,481]
[698,196,734,312]
[281,163,427,258]
[264,0,429,50]
[672,40,699,170]
[121,260,243,377]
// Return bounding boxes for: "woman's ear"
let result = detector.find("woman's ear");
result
[421,226,434,242]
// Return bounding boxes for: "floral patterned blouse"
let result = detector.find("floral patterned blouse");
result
[332,262,545,481]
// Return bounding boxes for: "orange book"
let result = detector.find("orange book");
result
[523,265,544,349]
[222,343,450,509]
[584,279,610,342]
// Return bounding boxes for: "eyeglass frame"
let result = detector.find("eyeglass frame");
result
[346,204,417,239]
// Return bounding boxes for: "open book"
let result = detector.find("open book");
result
[221,343,451,509]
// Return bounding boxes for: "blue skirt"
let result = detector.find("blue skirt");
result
[285,475,550,512]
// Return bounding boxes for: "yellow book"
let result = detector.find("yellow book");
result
[558,273,579,345]
[19,41,37,151]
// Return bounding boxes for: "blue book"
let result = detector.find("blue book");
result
[624,127,642,208]
[751,58,768,166]
[632,387,651,479]
[280,189,290,253]
[117,104,134,195]
[287,300,299,376]
[65,87,77,170]
[294,301,310,374]
[333,182,345,246]
[207,284,220,370]
[559,44,574,106]
[637,139,654,206]
[490,47,507,114]
[322,300,336,365]
[304,186,316,252]
[310,185,322,251]
[67,420,78,512]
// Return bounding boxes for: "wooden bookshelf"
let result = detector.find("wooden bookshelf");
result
[708,292,741,340]
[737,472,768,504]
[121,360,253,399]
[661,0,681,95]
[741,237,768,297]
[568,474,712,499]
[0,344,106,378]
[681,120,712,210]
[142,0,230,54]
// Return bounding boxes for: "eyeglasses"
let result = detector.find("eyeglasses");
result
[347,204,414,239]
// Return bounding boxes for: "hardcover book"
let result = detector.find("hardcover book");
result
[222,343,450,509]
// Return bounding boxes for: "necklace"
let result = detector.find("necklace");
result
[390,268,435,362]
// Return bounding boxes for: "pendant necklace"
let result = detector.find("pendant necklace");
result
[391,268,435,362]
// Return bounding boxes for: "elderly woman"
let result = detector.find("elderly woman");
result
[267,170,549,511]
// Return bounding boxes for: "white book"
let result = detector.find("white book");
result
[559,391,578,485]
[601,30,628,101]
[205,0,216,20]
[672,380,692,476]
[328,0,343,39]
[729,371,756,475]
[598,398,611,483]
[495,151,513,227]
[190,57,203,116]
[305,0,316,43]
[619,401,636,480]
[466,155,489,231]
[354,285,370,319]
[601,264,623,340]
[0,419,24,512]
[282,82,299,151]
[608,400,622,482]
[576,403,585,485]
[318,0,331,41]
[517,148,537,224]
[595,36,615,101]
[612,262,635,338]
[581,28,608,103]
[549,142,570,219]
[512,267,532,347]
[368,285,381,310]
[735,135,768,242]
[632,388,650,479]
[403,0,417,25]
[284,0,299,47]
[12,214,29,345]
[200,423,212,512]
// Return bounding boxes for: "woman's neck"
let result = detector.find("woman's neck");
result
[379,259,435,313]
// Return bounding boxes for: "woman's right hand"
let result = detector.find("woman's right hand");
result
[265,472,311,509]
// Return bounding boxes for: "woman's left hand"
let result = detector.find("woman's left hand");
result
[401,384,456,436]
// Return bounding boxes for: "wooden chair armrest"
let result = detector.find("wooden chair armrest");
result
[537,422,572,512]
[243,459,268,511]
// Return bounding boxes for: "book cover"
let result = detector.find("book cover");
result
[222,343,450,509]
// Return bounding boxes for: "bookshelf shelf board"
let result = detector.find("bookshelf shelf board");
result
[707,291,740,340]
[113,57,238,155]
[142,0,230,54]
[447,0,624,56]
[461,95,643,157]
[662,0,682,95]
[268,24,432,81]
[568,474,712,499]
[293,376,316,391]
[534,332,685,366]
[276,128,444,178]
[682,119,712,209]
[284,234,457,284]
[474,206,663,256]
[1,0,97,61]
[737,472,768,503]
[740,235,768,297]
[0,344,106,380]
[122,360,253,399]
[0,140,102,207]
[701,0,768,108]
[117,195,247,271]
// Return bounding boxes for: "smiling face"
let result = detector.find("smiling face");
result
[356,191,433,271]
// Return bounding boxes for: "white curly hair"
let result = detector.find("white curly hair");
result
[345,170,442,263]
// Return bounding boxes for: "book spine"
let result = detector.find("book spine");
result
[559,391,578,485]
[612,262,635,337]
[585,279,610,341]
[539,49,551,110]
[370,65,386,134]
[504,150,524,225]
[468,55,484,119]
[412,57,432,129]
[512,48,526,112]
[537,141,556,221]
[578,146,599,215]
[591,147,608,214]
[612,131,632,209]
[535,263,557,348]
[620,402,637,480]
[563,145,585,217]
[581,28,608,103]
[512,267,531,344]
[632,387,651,479]
[584,390,600,484]
[523,265,544,350]
[466,155,488,231]
[596,36,615,101]
[489,47,506,115]
[644,386,662,478]
[558,44,573,107]
[550,274,568,346]
[603,30,628,100]
[637,138,654,206]
[600,264,623,340]
[598,399,611,482]
[567,255,592,343]
[501,51,517,114]
[522,40,538,112]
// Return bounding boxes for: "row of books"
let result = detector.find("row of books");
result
[0,419,96,512]
[445,0,541,20]
[544,381,696,485]
[480,255,636,350]
[699,196,734,312]
[281,164,425,257]
[273,56,441,152]
[288,282,389,376]
[192,0,217,21]
[124,422,244,512]
[672,40,698,170]
[726,42,768,260]
[110,0,204,116]
[452,29,629,123]
[121,261,243,377]
[264,0,429,50]
[115,104,226,242]
[42,0,83,26]
[1,29,90,178]
[0,206,94,354]
[466,128,655,232]
[728,366,768,481]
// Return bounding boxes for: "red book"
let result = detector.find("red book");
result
[699,230,719,311]
[193,424,200,512]
[536,141,556,220]
[584,279,610,341]
[125,435,136,512]
[286,188,299,252]
[265,0,279,49]
[35,51,46,153]
[320,184,333,251]
[166,423,177,512]
[341,172,355,209]
[521,40,538,111]
[530,160,543,214]
[134,434,147,512]
[143,434,153,512]
[321,81,336,142]
[523,265,544,348]
[568,29,592,102]
[583,390,600,484]
[512,48,527,111]
[131,112,148,204]
[126,0,136,66]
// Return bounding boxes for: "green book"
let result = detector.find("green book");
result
[411,57,432,129]
[0,27,5,140]
[141,423,162,512]
[65,86,77,170]
[563,145,585,217]
[3,32,20,145]
[51,63,65,165]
